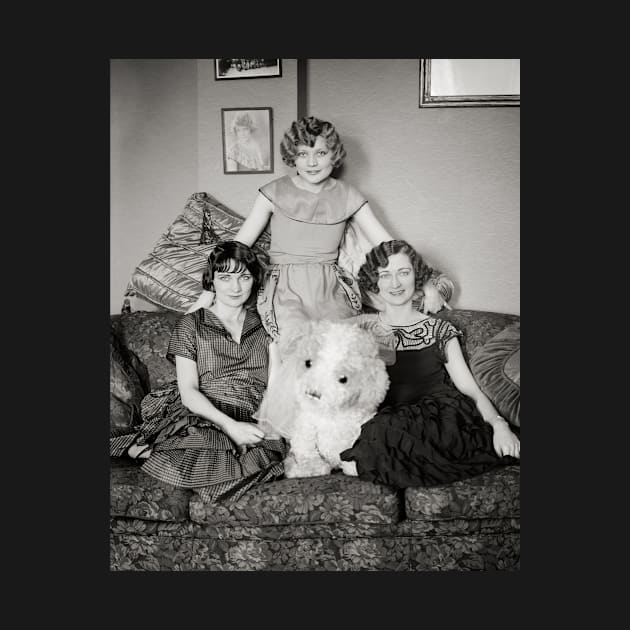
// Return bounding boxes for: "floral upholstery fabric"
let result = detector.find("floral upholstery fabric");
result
[110,521,519,571]
[189,474,401,526]
[112,311,180,389]
[111,458,192,523]
[110,308,520,570]
[110,520,195,571]
[409,533,520,571]
[110,325,150,436]
[404,466,520,521]
[436,309,520,361]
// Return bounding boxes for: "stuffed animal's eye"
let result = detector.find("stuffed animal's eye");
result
[305,359,312,368]
[339,376,347,384]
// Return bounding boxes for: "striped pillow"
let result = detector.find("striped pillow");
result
[126,192,270,312]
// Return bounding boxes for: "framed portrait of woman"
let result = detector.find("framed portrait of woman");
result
[221,107,274,175]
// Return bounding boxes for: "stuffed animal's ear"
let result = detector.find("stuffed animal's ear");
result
[434,273,455,303]
[276,320,316,360]
[186,289,214,314]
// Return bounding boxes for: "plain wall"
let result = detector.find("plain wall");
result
[110,59,297,314]
[306,59,520,314]
[197,59,297,215]
[111,59,519,315]
[110,59,198,313]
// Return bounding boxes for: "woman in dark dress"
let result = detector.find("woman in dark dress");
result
[110,241,289,503]
[340,240,519,487]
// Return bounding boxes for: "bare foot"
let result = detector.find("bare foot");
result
[128,443,152,460]
[340,461,358,476]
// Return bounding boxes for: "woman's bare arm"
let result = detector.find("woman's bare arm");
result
[442,338,520,458]
[233,193,274,246]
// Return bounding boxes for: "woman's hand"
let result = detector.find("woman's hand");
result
[421,282,446,314]
[224,420,265,448]
[492,421,520,458]
[363,289,386,312]
[185,290,214,314]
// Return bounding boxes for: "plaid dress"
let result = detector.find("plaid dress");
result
[111,308,289,503]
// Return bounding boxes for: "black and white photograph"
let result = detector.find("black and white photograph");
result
[215,58,282,80]
[221,107,273,174]
[110,59,520,572]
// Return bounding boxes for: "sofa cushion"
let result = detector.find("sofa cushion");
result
[111,457,193,523]
[437,309,520,361]
[110,326,150,436]
[112,311,181,389]
[126,192,270,312]
[470,322,520,426]
[189,474,402,526]
[404,466,520,521]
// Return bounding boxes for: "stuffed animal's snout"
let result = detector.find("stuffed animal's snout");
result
[304,388,322,400]
[297,368,359,410]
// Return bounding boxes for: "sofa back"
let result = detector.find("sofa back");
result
[111,308,519,390]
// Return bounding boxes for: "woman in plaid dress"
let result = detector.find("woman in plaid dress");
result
[111,241,289,503]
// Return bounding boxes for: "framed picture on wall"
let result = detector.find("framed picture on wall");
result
[419,59,520,107]
[221,107,274,174]
[215,59,282,80]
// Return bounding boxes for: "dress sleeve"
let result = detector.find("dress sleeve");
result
[258,177,280,205]
[435,319,463,363]
[167,314,198,363]
[344,182,368,218]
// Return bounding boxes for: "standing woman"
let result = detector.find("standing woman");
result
[110,241,289,503]
[187,116,452,338]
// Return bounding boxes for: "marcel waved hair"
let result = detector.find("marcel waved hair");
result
[358,240,435,297]
[202,240,264,307]
[280,116,346,168]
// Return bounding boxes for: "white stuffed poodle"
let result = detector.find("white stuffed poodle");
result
[259,319,390,478]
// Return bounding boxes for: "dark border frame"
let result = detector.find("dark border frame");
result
[221,107,274,175]
[215,59,282,80]
[419,59,520,108]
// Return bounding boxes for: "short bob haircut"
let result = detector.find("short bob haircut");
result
[280,116,346,169]
[202,240,264,308]
[230,112,256,135]
[358,239,435,298]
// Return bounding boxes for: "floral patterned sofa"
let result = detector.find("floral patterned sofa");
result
[110,308,520,571]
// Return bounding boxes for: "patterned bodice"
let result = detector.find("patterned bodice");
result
[380,317,462,408]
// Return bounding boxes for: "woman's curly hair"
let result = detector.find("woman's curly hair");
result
[202,240,264,308]
[358,240,435,298]
[280,116,346,168]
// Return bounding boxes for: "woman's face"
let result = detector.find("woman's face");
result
[235,125,252,140]
[376,252,416,307]
[213,261,254,308]
[295,135,334,185]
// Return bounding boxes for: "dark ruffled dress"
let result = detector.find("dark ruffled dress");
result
[110,308,289,503]
[340,316,519,488]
